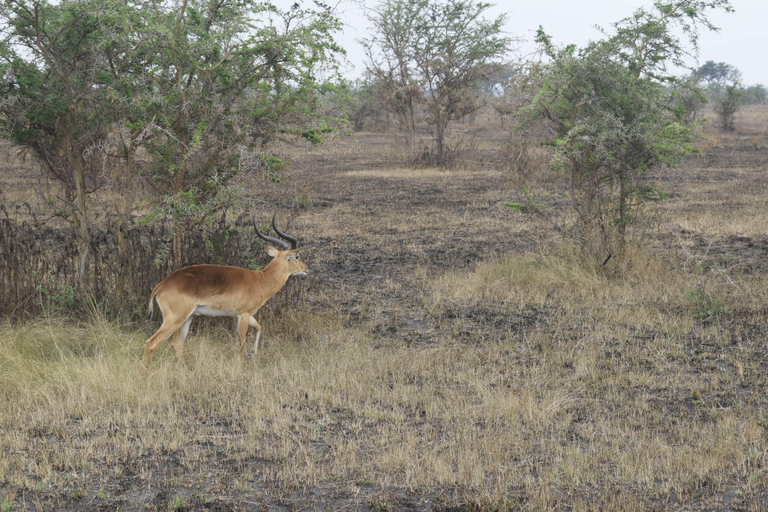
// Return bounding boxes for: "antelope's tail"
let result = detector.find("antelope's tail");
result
[147,294,157,321]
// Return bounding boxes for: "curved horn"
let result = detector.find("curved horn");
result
[271,212,298,249]
[253,212,290,250]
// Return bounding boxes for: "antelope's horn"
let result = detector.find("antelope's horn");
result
[271,212,298,249]
[253,212,290,250]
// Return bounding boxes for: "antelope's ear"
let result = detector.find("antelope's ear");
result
[266,245,279,257]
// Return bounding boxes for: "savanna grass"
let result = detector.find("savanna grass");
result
[3,245,767,510]
[3,106,768,510]
[426,249,768,504]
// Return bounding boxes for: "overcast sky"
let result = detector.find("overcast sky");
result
[279,0,767,86]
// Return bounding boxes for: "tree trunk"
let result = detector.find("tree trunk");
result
[117,149,134,261]
[408,96,416,151]
[435,112,446,165]
[115,143,136,298]
[173,225,184,270]
[67,133,91,295]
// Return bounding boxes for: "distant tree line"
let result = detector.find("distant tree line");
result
[696,60,767,104]
[687,60,766,131]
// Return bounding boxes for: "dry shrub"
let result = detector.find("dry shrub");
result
[0,204,269,320]
[429,246,678,314]
[428,243,756,332]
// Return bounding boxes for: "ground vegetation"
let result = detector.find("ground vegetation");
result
[1,104,767,510]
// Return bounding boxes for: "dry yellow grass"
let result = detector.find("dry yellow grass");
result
[426,249,768,503]
[342,167,478,179]
[3,248,767,509]
[664,107,768,236]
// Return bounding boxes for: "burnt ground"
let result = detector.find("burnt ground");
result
[278,125,768,350]
[3,112,768,510]
[250,140,516,347]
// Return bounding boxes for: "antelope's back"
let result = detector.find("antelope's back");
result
[159,264,252,298]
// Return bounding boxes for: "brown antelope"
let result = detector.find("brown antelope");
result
[141,213,308,367]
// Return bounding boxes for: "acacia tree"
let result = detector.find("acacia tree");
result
[697,60,741,90]
[1,0,345,284]
[125,0,345,270]
[0,0,127,292]
[512,0,733,264]
[362,0,425,147]
[411,0,509,164]
[485,63,524,130]
[364,0,510,166]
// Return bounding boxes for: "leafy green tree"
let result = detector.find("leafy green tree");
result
[123,0,344,269]
[513,0,732,264]
[0,0,346,279]
[697,60,741,88]
[0,0,127,292]
[696,60,741,106]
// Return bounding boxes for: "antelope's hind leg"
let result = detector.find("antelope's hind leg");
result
[170,315,195,367]
[142,305,195,368]
[142,322,177,368]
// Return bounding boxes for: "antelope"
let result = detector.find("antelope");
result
[141,213,308,367]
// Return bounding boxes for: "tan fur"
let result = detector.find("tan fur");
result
[141,246,308,367]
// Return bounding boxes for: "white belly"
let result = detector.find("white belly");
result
[193,305,237,318]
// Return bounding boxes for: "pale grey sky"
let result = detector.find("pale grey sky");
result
[281,0,767,86]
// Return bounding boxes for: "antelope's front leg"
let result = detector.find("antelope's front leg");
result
[247,315,262,357]
[237,314,251,359]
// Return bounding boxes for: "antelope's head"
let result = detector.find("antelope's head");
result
[253,213,309,277]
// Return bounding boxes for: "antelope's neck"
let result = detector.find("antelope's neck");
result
[257,260,290,297]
